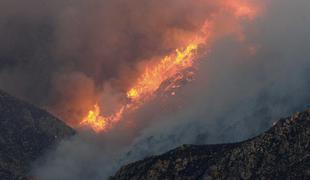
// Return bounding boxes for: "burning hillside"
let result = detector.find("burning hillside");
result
[78,0,260,132]
[0,0,262,133]
[80,41,203,132]
[2,0,310,179]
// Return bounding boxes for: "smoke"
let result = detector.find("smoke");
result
[1,0,310,179]
[125,0,310,158]
[0,0,223,126]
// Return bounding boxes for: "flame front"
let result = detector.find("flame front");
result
[80,104,106,132]
[81,42,203,132]
[127,42,201,101]
[80,0,260,133]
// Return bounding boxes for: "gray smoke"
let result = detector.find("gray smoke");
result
[1,0,310,179]
[120,0,310,163]
[0,0,219,126]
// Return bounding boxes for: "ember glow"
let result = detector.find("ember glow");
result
[80,40,206,132]
[80,0,260,133]
[126,42,202,101]
[81,104,106,131]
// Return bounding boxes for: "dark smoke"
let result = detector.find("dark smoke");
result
[0,0,220,126]
[1,0,310,179]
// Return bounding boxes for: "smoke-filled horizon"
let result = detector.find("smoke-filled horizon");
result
[1,0,310,179]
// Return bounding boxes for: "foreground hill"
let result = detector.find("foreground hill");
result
[0,90,75,179]
[113,110,310,179]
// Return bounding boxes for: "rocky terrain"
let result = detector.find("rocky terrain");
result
[0,90,75,179]
[0,88,309,180]
[112,110,310,179]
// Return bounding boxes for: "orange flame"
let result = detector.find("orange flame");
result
[80,41,204,132]
[127,42,202,101]
[80,104,125,132]
[80,104,106,132]
[80,0,260,133]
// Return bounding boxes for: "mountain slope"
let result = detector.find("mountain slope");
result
[0,90,75,179]
[113,110,310,179]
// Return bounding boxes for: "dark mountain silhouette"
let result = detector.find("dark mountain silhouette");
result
[0,89,309,180]
[112,110,310,179]
[0,90,75,179]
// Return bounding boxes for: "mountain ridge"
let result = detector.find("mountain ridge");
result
[112,110,310,179]
[0,90,75,179]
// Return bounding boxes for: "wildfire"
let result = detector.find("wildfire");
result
[80,104,106,132]
[127,42,201,101]
[80,41,204,132]
[79,0,260,133]
[80,103,125,132]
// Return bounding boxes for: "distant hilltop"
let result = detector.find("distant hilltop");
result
[0,90,75,179]
[112,110,310,179]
